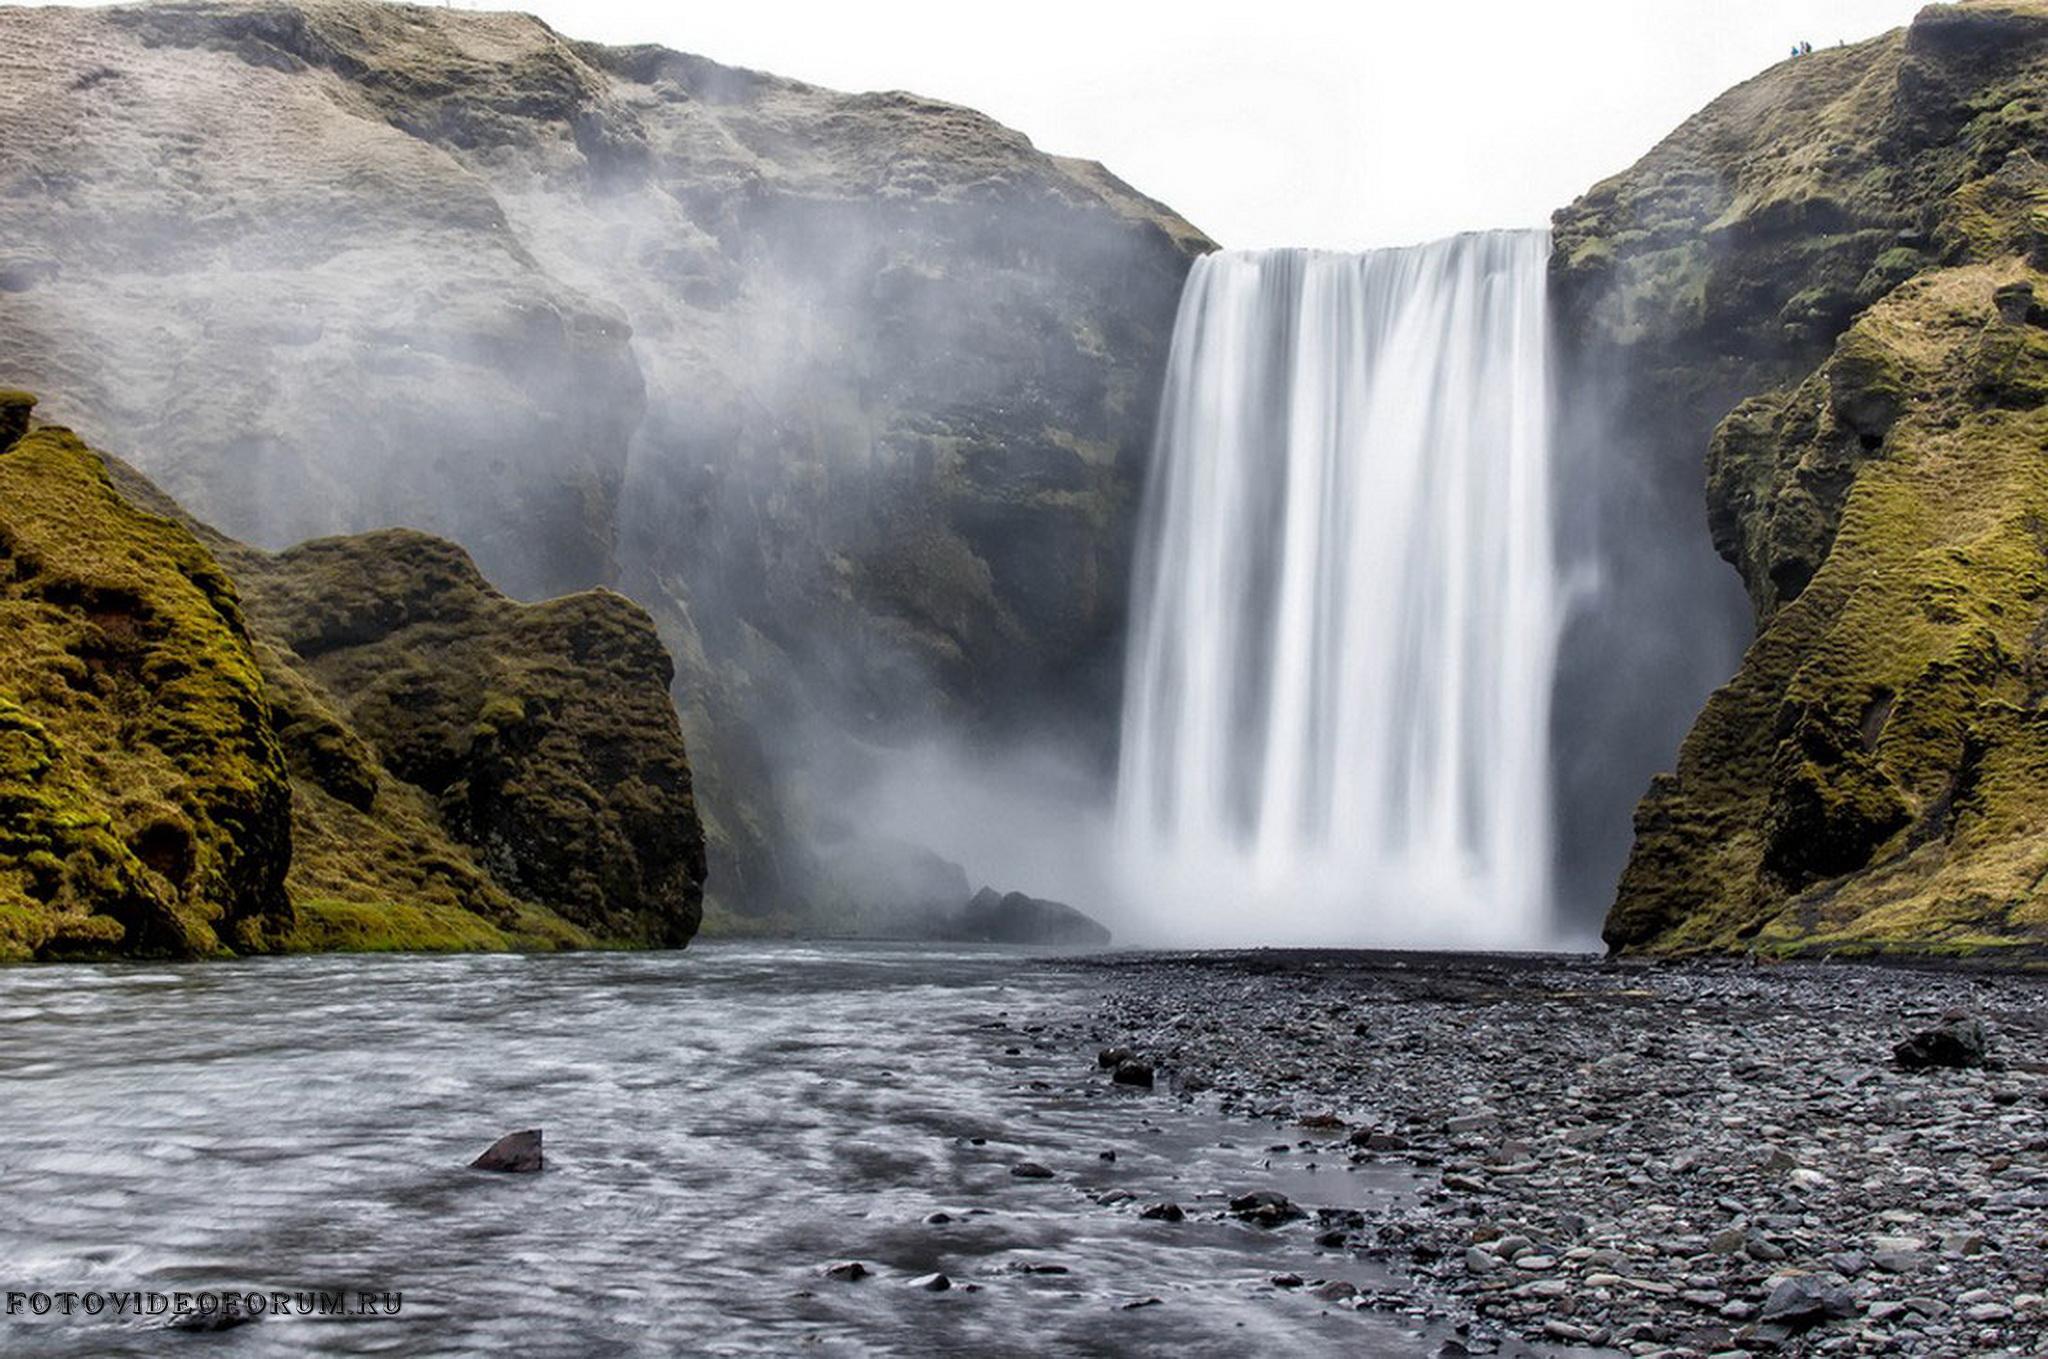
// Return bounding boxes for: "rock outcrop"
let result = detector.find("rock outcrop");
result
[230,528,706,946]
[0,393,704,958]
[1559,0,2048,956]
[0,1,1211,920]
[0,393,292,959]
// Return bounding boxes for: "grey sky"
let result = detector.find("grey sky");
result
[52,0,1931,246]
[477,0,1928,248]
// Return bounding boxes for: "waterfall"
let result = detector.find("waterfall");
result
[1115,230,1558,946]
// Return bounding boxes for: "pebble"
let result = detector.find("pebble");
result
[1083,953,2048,1355]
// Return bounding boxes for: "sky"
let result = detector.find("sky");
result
[49,0,1930,247]
[456,0,1929,249]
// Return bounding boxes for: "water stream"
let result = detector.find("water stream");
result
[0,944,1439,1356]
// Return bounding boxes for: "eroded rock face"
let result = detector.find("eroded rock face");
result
[231,529,707,946]
[0,1,1212,918]
[1559,0,2048,956]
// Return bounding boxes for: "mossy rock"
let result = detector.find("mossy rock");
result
[0,425,293,959]
[1610,263,2048,955]
[231,529,706,945]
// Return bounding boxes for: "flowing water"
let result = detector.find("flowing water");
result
[1117,231,1559,947]
[0,944,1444,1357]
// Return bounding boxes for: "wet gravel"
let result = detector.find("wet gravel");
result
[1072,951,2048,1357]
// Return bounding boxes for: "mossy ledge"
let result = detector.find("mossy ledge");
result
[1562,0,2048,958]
[1,396,704,960]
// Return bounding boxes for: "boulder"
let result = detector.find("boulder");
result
[1893,1015,1989,1070]
[1759,1275,1855,1329]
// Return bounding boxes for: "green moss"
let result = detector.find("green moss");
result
[1613,264,2048,955]
[228,530,706,946]
[0,428,293,959]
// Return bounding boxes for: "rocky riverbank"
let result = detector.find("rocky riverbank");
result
[1074,952,2048,1357]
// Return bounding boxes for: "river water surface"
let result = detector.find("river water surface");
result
[0,943,1445,1356]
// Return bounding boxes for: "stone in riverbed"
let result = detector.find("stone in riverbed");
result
[1112,1059,1155,1088]
[1759,1276,1855,1329]
[1893,1015,1988,1070]
[824,1261,869,1282]
[1011,1161,1055,1179]
[1140,1202,1184,1222]
[908,1272,952,1291]
[1228,1190,1303,1227]
[470,1128,543,1173]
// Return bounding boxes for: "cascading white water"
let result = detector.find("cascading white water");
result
[1115,230,1558,947]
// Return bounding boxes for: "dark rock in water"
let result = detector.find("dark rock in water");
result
[1270,1272,1304,1288]
[471,1128,544,1173]
[166,1306,260,1333]
[1759,1276,1855,1329]
[908,1272,951,1292]
[1111,1059,1155,1088]
[1350,1127,1409,1151]
[1011,1161,1055,1179]
[1140,1202,1185,1222]
[1228,1190,1304,1227]
[1097,1047,1134,1070]
[823,1261,869,1282]
[1893,1015,1988,1069]
[952,887,1113,947]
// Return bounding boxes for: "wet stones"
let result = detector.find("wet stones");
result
[823,1261,869,1282]
[1228,1190,1303,1227]
[1010,1161,1054,1179]
[1085,951,2048,1355]
[469,1128,543,1173]
[1111,1059,1155,1088]
[1139,1201,1185,1222]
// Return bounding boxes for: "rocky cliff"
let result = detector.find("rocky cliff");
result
[0,0,1210,917]
[0,391,703,959]
[1556,0,2048,956]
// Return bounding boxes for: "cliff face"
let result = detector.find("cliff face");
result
[0,0,1210,915]
[1,392,704,958]
[1556,0,2048,955]
[230,529,707,946]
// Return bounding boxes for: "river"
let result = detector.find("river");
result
[0,942,1447,1356]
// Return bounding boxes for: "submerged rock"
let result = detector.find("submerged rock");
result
[470,1128,544,1173]
[1228,1190,1303,1228]
[823,1262,869,1282]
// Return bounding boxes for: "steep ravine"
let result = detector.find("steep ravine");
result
[1557,0,2048,956]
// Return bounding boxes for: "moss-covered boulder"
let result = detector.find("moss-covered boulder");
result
[231,530,706,946]
[0,398,292,959]
[1568,0,2048,957]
